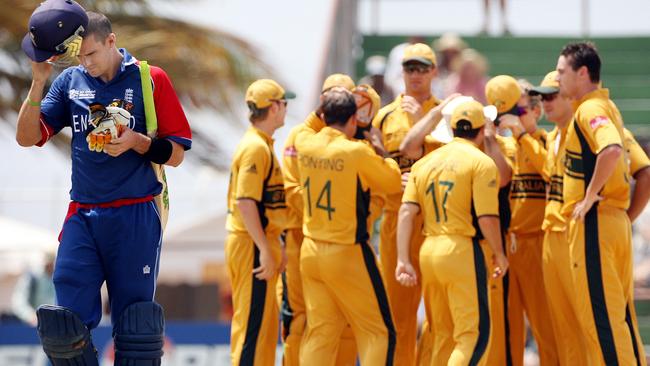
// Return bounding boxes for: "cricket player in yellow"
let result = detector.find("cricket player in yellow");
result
[518,70,589,365]
[492,76,558,366]
[371,43,442,365]
[279,73,359,365]
[399,93,514,366]
[226,79,294,365]
[396,99,509,366]
[557,41,646,366]
[295,89,401,366]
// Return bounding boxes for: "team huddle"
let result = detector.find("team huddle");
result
[226,41,650,366]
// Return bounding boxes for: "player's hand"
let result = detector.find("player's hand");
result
[497,114,525,137]
[484,118,497,139]
[31,59,55,84]
[278,246,288,274]
[492,252,509,278]
[104,127,139,157]
[363,127,388,157]
[401,96,423,121]
[253,248,276,281]
[401,172,410,190]
[572,192,603,221]
[395,260,418,287]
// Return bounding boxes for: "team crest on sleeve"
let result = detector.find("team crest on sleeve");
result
[246,164,258,174]
[589,116,609,130]
[284,145,297,157]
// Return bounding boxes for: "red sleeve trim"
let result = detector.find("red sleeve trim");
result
[35,114,55,147]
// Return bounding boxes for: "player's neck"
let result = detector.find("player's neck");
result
[574,82,599,101]
[98,48,124,83]
[405,90,432,104]
[253,120,277,138]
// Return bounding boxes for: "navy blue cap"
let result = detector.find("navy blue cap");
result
[22,0,88,62]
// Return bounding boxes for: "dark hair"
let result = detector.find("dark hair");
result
[321,90,357,126]
[247,102,270,123]
[560,42,601,83]
[453,120,481,139]
[81,11,112,42]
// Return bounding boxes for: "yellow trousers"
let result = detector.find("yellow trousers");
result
[542,230,589,365]
[416,319,433,366]
[300,237,395,366]
[277,228,358,365]
[568,206,646,366]
[226,232,281,366]
[507,232,558,366]
[420,235,490,366]
[480,239,509,366]
[378,210,423,366]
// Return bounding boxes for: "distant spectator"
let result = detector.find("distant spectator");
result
[384,36,425,95]
[444,48,489,104]
[432,33,467,98]
[11,251,56,326]
[482,0,510,35]
[359,55,395,106]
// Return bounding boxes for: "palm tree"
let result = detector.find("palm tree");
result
[0,0,267,168]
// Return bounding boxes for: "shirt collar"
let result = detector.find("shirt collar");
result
[305,111,326,131]
[452,136,478,148]
[249,126,274,145]
[577,88,609,106]
[321,126,347,139]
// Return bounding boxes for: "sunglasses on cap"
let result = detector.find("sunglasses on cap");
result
[403,63,432,74]
[495,104,527,126]
[541,93,559,102]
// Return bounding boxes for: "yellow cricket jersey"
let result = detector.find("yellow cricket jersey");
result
[624,128,650,177]
[562,88,630,216]
[372,94,441,211]
[403,138,500,238]
[283,112,326,229]
[509,129,548,235]
[541,125,569,232]
[296,127,402,245]
[226,126,287,236]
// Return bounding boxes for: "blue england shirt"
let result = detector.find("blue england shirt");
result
[38,49,192,204]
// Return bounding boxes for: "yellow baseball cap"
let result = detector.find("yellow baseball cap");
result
[485,75,521,114]
[322,73,355,92]
[451,100,488,130]
[246,79,295,109]
[402,43,437,66]
[528,71,560,95]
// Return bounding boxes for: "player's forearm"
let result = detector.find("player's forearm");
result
[16,80,47,147]
[400,107,442,160]
[478,215,505,256]
[238,199,272,252]
[397,203,419,264]
[164,140,185,167]
[585,145,622,200]
[484,137,512,187]
[628,167,650,222]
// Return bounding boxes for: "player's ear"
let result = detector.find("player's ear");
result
[106,33,116,47]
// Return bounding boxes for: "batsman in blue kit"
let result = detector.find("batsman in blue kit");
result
[15,1,192,365]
